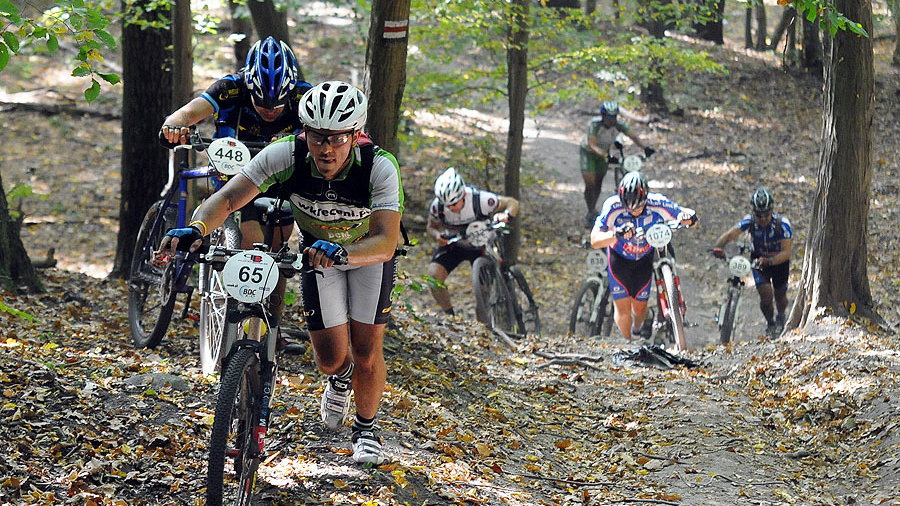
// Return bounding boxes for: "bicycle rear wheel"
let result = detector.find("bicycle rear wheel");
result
[472,257,517,334]
[508,266,541,337]
[569,279,600,337]
[128,201,177,349]
[659,264,687,352]
[718,286,740,345]
[207,347,262,506]
[200,215,241,375]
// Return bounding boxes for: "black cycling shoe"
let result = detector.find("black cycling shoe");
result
[639,319,653,340]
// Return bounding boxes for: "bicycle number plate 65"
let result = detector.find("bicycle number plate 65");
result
[207,137,252,176]
[586,249,607,274]
[645,223,673,249]
[222,251,279,303]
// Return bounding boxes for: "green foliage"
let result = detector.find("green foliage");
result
[1,0,120,101]
[789,0,869,37]
[5,184,48,221]
[0,300,38,323]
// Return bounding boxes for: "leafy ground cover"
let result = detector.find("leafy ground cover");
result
[2,14,900,506]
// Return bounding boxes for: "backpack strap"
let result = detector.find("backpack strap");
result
[470,186,488,221]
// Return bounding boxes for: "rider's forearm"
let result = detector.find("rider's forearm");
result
[344,210,401,266]
[191,175,259,236]
[591,230,616,249]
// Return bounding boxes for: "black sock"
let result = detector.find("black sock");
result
[352,413,376,432]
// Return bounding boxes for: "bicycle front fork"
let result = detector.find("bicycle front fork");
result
[656,275,686,319]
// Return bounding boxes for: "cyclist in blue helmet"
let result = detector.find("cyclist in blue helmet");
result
[159,37,313,353]
[580,100,656,228]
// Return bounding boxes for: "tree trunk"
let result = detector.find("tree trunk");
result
[801,17,824,77]
[787,0,879,329]
[0,170,43,293]
[247,0,291,46]
[769,7,795,50]
[111,0,173,279]
[364,0,411,156]
[504,0,529,265]
[173,0,193,105]
[584,0,597,16]
[228,0,253,71]
[745,7,754,48]
[891,0,900,66]
[785,14,797,65]
[693,0,725,44]
[754,3,768,50]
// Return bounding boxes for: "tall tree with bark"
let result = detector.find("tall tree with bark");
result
[694,0,725,44]
[365,0,411,155]
[504,0,528,264]
[787,0,880,328]
[246,0,290,45]
[111,0,173,278]
[890,0,900,65]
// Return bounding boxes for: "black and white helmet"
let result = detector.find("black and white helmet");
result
[750,187,774,214]
[435,167,465,206]
[618,171,649,211]
[298,81,368,131]
[600,100,619,117]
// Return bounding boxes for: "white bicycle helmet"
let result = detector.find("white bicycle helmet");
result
[618,171,649,211]
[435,167,465,206]
[298,81,367,131]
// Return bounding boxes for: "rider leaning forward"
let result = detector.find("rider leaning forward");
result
[426,167,520,316]
[711,187,793,338]
[590,172,697,343]
[157,81,403,466]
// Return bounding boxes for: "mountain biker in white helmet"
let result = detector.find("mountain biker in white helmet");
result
[580,100,655,228]
[426,167,520,316]
[711,187,793,337]
[158,81,403,467]
[591,172,697,343]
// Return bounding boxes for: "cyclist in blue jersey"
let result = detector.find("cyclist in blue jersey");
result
[711,187,793,337]
[590,172,697,342]
[580,100,655,228]
[158,81,403,467]
[159,36,313,251]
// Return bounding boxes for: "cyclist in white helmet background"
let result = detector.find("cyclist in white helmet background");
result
[158,81,404,466]
[580,100,655,228]
[591,171,697,342]
[711,187,793,337]
[426,167,520,316]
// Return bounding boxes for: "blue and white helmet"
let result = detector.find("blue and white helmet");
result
[244,36,298,109]
[435,167,465,206]
[600,100,619,117]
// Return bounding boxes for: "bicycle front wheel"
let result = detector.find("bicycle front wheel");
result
[660,264,687,352]
[128,201,177,349]
[569,279,601,337]
[718,286,740,345]
[472,257,517,334]
[200,215,241,375]
[207,347,262,506]
[508,266,541,337]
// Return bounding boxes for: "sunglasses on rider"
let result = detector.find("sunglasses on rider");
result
[305,128,356,147]
[754,211,772,218]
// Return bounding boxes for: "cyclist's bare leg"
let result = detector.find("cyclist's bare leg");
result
[427,262,453,312]
[348,320,386,420]
[581,172,600,214]
[756,283,776,324]
[310,324,353,376]
[774,285,789,316]
[240,220,264,250]
[613,297,649,339]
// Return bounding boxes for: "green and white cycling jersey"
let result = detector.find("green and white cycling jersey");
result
[239,135,404,245]
[580,117,631,153]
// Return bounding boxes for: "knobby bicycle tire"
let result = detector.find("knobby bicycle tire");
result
[719,286,740,345]
[207,347,262,506]
[200,215,241,375]
[472,257,517,334]
[660,264,687,352]
[569,279,600,337]
[508,265,541,337]
[128,201,177,349]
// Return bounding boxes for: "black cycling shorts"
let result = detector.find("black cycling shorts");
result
[753,260,789,291]
[608,248,654,302]
[430,244,484,274]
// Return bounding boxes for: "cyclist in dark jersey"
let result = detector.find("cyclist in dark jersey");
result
[711,187,793,337]
[159,81,403,467]
[159,36,313,250]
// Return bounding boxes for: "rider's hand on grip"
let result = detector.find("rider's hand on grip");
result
[164,226,204,253]
[711,247,725,260]
[615,222,635,239]
[309,240,349,265]
[607,155,620,164]
[644,146,656,158]
[678,210,698,226]
[614,140,624,151]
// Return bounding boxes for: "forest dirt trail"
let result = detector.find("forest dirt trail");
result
[1,24,900,506]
